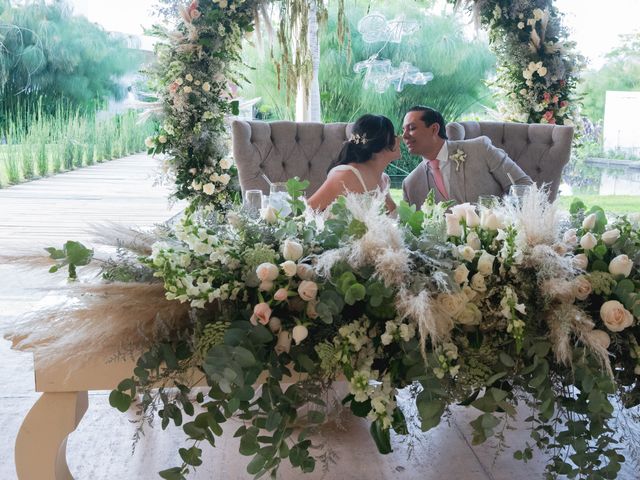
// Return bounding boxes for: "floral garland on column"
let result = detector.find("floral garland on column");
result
[451,0,583,125]
[145,0,264,210]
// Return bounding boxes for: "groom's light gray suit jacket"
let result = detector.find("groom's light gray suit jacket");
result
[402,136,532,207]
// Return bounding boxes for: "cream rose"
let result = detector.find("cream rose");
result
[573,275,592,301]
[282,239,304,261]
[268,316,282,333]
[601,228,620,246]
[445,213,463,237]
[202,183,215,195]
[480,210,501,230]
[261,205,278,224]
[471,273,487,292]
[296,263,315,280]
[573,253,588,270]
[600,300,634,332]
[436,293,466,318]
[298,280,318,301]
[219,157,233,169]
[466,232,481,250]
[251,302,272,325]
[256,262,279,282]
[259,280,274,292]
[202,82,211,92]
[145,137,156,148]
[455,303,482,326]
[453,264,470,285]
[608,254,633,278]
[451,203,475,218]
[477,251,495,276]
[292,325,309,345]
[582,213,597,231]
[563,228,578,246]
[219,173,231,185]
[458,245,476,262]
[280,260,297,277]
[580,232,597,251]
[274,288,289,302]
[465,209,481,228]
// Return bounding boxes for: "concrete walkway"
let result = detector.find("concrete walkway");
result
[0,155,635,479]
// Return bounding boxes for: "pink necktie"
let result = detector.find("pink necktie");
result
[429,159,448,200]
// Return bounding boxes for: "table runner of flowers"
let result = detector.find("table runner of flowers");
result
[17,181,637,479]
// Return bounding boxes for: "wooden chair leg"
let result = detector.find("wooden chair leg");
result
[15,391,88,480]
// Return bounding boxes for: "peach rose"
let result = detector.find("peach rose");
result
[256,262,279,282]
[298,280,318,301]
[608,254,633,278]
[251,302,272,325]
[274,288,289,302]
[600,300,634,332]
[573,275,592,301]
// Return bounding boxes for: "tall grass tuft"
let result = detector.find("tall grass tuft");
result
[0,100,156,185]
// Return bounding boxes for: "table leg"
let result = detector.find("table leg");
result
[15,391,89,480]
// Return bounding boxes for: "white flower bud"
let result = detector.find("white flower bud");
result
[601,229,620,246]
[579,233,597,251]
[280,260,297,277]
[608,254,633,278]
[282,239,304,261]
[582,213,597,231]
[292,325,309,345]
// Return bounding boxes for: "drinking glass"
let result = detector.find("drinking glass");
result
[269,182,291,217]
[244,189,263,218]
[509,184,531,199]
[477,195,499,209]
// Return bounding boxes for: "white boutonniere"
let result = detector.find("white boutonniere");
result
[450,149,467,172]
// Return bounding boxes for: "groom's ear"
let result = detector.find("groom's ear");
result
[431,122,440,137]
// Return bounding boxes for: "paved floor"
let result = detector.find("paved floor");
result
[0,155,636,479]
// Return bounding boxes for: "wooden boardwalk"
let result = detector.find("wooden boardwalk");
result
[0,154,184,248]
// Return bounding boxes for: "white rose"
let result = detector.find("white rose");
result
[573,253,588,270]
[453,264,470,285]
[436,293,466,318]
[465,209,481,228]
[158,135,167,144]
[471,273,487,292]
[219,157,233,169]
[466,232,481,250]
[517,21,525,29]
[451,202,475,219]
[537,66,548,77]
[175,77,184,85]
[480,210,501,230]
[256,262,279,282]
[458,245,476,262]
[582,213,597,231]
[608,254,633,278]
[202,183,215,195]
[261,205,278,224]
[600,300,634,332]
[275,330,292,355]
[144,137,155,148]
[183,86,192,94]
[282,239,304,261]
[455,303,482,326]
[601,229,620,246]
[573,275,592,301]
[219,173,231,185]
[580,233,597,251]
[298,280,318,301]
[586,329,610,350]
[191,180,202,191]
[296,263,315,280]
[445,213,463,237]
[477,251,495,276]
[462,285,477,302]
[563,228,578,246]
[280,260,297,277]
[292,325,309,345]
[185,73,193,82]
[202,82,211,92]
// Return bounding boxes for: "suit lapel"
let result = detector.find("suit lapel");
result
[447,141,466,203]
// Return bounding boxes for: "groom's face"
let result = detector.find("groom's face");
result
[402,111,441,157]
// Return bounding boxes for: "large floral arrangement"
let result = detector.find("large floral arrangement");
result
[450,0,583,125]
[53,183,633,480]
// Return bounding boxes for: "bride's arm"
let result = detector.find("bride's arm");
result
[381,173,396,214]
[307,171,354,211]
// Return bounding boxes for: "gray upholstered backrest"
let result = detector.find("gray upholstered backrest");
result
[446,121,574,201]
[232,120,352,196]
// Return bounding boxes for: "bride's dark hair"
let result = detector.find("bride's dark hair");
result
[329,114,396,172]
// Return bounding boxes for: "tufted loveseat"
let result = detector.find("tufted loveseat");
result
[232,119,573,201]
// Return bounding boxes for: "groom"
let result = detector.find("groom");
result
[401,106,532,207]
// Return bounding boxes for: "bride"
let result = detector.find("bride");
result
[307,114,400,213]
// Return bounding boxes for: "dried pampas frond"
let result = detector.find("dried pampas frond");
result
[88,222,160,256]
[4,283,190,367]
[546,304,613,378]
[396,288,453,359]
[497,184,560,249]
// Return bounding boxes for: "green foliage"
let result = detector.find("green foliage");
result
[579,31,640,122]
[45,240,93,279]
[0,0,143,118]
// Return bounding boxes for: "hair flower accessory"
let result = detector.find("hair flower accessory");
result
[348,133,368,145]
[450,148,466,171]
